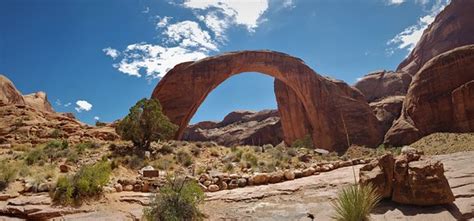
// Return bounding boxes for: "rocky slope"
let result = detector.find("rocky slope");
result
[354,71,411,103]
[0,74,118,145]
[385,45,474,146]
[183,110,283,146]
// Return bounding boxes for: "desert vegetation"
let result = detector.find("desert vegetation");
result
[331,184,381,221]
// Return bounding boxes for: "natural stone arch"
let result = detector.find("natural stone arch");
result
[152,50,383,151]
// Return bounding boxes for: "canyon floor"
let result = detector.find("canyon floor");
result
[1,150,472,221]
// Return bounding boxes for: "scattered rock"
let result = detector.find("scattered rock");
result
[59,164,69,173]
[249,173,269,185]
[302,167,316,177]
[283,170,295,180]
[114,183,123,192]
[208,184,219,192]
[268,172,284,183]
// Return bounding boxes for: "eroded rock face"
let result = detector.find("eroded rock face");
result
[370,96,404,135]
[354,71,412,102]
[397,0,474,76]
[385,45,474,146]
[183,109,283,146]
[153,50,383,151]
[23,91,54,112]
[0,74,25,105]
[360,152,454,206]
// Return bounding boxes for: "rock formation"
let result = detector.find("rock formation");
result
[385,45,474,146]
[354,71,412,102]
[23,91,54,112]
[397,0,474,76]
[0,75,118,145]
[183,109,283,146]
[0,74,25,105]
[152,50,383,151]
[360,151,455,206]
[369,96,404,135]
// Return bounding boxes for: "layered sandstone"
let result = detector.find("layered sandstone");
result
[152,50,383,151]
[354,71,411,102]
[0,74,25,105]
[183,110,283,146]
[23,91,54,112]
[369,96,404,135]
[385,45,474,146]
[397,0,474,76]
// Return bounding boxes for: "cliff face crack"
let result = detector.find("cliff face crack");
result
[152,50,383,151]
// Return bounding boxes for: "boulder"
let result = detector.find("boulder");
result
[369,96,405,135]
[208,184,219,192]
[359,154,395,198]
[283,170,295,180]
[360,153,455,206]
[249,173,270,185]
[385,45,474,146]
[268,172,284,183]
[59,164,69,173]
[392,160,455,206]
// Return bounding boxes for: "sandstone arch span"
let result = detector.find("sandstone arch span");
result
[152,50,383,151]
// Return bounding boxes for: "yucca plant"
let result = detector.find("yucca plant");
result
[331,184,381,221]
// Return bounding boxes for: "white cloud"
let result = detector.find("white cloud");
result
[103,47,120,59]
[283,0,296,8]
[114,43,208,78]
[64,102,71,107]
[182,0,269,32]
[94,116,100,121]
[156,16,172,28]
[164,21,218,51]
[75,100,92,112]
[105,0,273,79]
[55,99,62,106]
[387,0,449,53]
[387,0,405,5]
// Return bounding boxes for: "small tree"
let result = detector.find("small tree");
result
[116,98,178,149]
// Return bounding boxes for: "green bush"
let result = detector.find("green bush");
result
[75,141,97,153]
[242,152,258,168]
[331,184,381,221]
[52,161,111,205]
[25,148,46,165]
[49,129,63,138]
[43,140,69,163]
[116,98,178,149]
[224,162,234,172]
[143,176,205,221]
[292,134,313,149]
[176,150,193,167]
[0,160,18,191]
[160,144,174,155]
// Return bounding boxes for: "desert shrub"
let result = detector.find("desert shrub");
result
[143,176,204,221]
[0,160,18,191]
[287,148,298,157]
[242,152,258,168]
[176,150,193,167]
[25,148,46,165]
[75,141,97,153]
[49,129,63,138]
[292,134,313,149]
[190,145,201,157]
[95,121,107,127]
[160,144,174,155]
[52,161,111,205]
[210,148,220,157]
[43,140,69,163]
[116,98,178,149]
[67,150,79,163]
[224,162,234,172]
[331,184,381,221]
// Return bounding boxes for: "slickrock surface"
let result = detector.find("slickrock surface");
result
[152,50,383,151]
[385,45,474,146]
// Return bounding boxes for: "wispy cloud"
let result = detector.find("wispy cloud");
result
[104,0,271,80]
[386,0,405,5]
[103,47,120,59]
[94,116,100,121]
[387,0,450,54]
[75,100,92,112]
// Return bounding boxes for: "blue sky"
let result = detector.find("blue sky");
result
[0,0,449,124]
